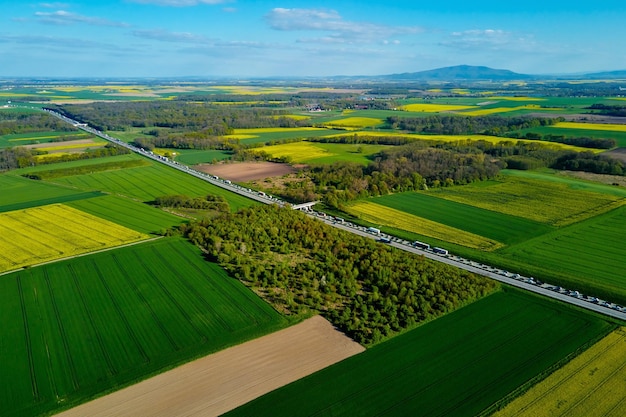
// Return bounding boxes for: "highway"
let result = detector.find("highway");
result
[44,108,626,322]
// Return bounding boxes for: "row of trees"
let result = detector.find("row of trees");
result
[0,112,77,136]
[50,101,313,132]
[152,194,229,211]
[2,144,129,172]
[387,114,561,136]
[181,205,498,344]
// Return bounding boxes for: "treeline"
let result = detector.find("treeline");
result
[387,114,561,136]
[181,205,498,344]
[2,144,129,172]
[552,151,624,175]
[0,112,77,136]
[587,103,626,117]
[508,132,616,149]
[152,194,229,211]
[50,101,312,132]
[132,134,238,151]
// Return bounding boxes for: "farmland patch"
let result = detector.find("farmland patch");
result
[493,327,626,417]
[196,161,297,182]
[0,238,286,417]
[346,201,503,250]
[0,204,148,273]
[224,289,613,417]
[428,174,623,226]
[370,192,552,246]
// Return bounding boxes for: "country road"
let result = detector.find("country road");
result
[42,107,626,322]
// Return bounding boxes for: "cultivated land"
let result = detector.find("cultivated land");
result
[54,316,364,417]
[346,200,504,251]
[225,289,613,417]
[493,327,626,417]
[15,154,255,210]
[0,238,287,417]
[0,204,148,273]
[255,141,389,165]
[196,161,297,182]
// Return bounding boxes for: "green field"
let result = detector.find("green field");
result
[232,128,348,145]
[67,195,185,234]
[513,126,626,147]
[369,192,552,246]
[173,148,232,165]
[225,289,613,417]
[0,237,287,417]
[501,205,626,301]
[258,141,389,164]
[16,154,256,210]
[0,131,92,148]
[0,175,103,213]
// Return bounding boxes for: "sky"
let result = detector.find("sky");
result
[1,1,626,78]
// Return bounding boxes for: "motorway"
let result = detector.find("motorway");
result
[44,108,626,322]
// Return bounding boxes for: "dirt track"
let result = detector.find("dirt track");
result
[54,316,364,417]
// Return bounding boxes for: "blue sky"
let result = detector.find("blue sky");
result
[1,1,625,78]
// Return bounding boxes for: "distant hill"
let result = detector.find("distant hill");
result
[384,65,532,81]
[579,70,626,80]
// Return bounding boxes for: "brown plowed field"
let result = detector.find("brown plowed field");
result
[196,161,297,181]
[54,316,364,417]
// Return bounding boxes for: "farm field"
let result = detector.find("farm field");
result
[224,289,613,417]
[54,316,364,417]
[0,174,103,212]
[321,117,384,129]
[0,204,148,273]
[427,173,623,226]
[256,141,389,165]
[500,204,626,302]
[0,131,93,148]
[228,127,347,145]
[493,327,626,417]
[346,201,503,251]
[400,103,476,112]
[67,195,184,235]
[17,154,256,210]
[172,148,232,165]
[0,237,287,417]
[366,192,552,246]
[554,121,626,133]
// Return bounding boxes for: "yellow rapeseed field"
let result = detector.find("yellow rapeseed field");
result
[493,328,626,417]
[323,117,383,128]
[460,105,551,116]
[347,201,503,251]
[401,103,476,112]
[254,141,333,162]
[0,204,149,273]
[232,127,327,134]
[553,122,626,132]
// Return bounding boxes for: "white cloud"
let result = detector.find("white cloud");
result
[38,2,70,8]
[35,10,130,27]
[265,8,422,44]
[440,29,538,52]
[132,28,213,44]
[129,0,230,6]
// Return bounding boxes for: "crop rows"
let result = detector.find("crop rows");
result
[347,200,503,250]
[0,238,285,417]
[371,191,551,246]
[429,175,621,225]
[0,204,147,273]
[224,289,612,417]
[494,328,626,417]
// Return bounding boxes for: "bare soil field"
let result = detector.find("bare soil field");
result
[603,147,626,163]
[196,161,297,182]
[559,170,626,186]
[54,316,364,417]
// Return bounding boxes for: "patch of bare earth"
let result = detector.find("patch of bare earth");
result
[54,316,364,417]
[196,161,297,182]
[559,170,626,187]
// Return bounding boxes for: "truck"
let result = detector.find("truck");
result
[367,227,381,235]
[433,247,448,255]
[412,240,430,250]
